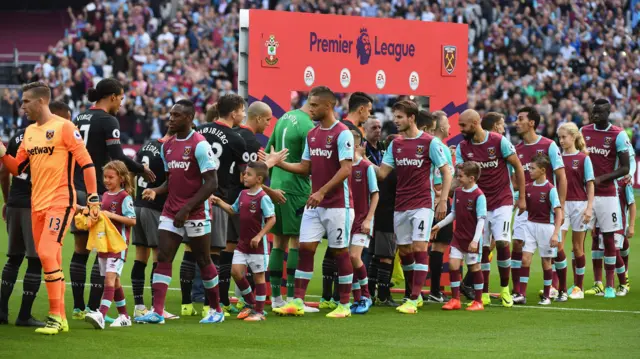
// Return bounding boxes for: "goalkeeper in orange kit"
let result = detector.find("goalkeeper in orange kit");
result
[0,82,99,335]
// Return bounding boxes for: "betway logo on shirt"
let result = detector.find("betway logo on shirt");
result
[167,160,191,170]
[478,160,499,169]
[587,146,610,157]
[310,148,333,158]
[396,158,424,167]
[27,146,55,156]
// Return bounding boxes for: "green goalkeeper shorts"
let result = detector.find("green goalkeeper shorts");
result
[270,193,308,236]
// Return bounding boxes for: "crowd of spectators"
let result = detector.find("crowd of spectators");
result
[0,0,639,152]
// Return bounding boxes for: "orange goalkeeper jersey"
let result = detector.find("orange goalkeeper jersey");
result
[13,115,94,211]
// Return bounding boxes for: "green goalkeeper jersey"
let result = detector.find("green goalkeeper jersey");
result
[266,109,315,196]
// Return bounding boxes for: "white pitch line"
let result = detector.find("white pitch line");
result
[489,304,640,314]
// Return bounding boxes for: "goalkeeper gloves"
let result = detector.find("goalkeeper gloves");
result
[0,142,6,157]
[86,193,101,221]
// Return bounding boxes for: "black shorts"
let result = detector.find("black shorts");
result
[227,215,240,244]
[6,207,37,258]
[432,200,453,244]
[369,231,397,259]
[132,207,160,248]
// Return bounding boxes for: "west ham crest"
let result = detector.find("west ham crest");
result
[442,45,457,76]
[46,130,55,141]
[183,146,192,159]
[487,147,496,159]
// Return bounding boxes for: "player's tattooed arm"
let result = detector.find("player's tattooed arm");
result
[506,154,526,214]
[174,170,218,228]
[594,150,630,185]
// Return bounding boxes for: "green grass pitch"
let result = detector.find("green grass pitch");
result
[0,196,639,359]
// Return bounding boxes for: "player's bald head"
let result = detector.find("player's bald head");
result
[458,109,482,140]
[247,101,272,119]
[460,109,480,124]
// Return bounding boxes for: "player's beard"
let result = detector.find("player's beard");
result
[462,131,474,141]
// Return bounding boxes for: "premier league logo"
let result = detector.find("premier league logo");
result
[356,28,371,65]
[249,200,258,214]
[416,145,425,158]
[487,147,496,159]
[183,146,192,160]
[603,137,612,148]
[354,170,362,182]
[540,192,547,203]
[572,160,580,169]
[46,130,55,141]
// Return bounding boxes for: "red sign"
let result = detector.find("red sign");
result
[246,10,468,139]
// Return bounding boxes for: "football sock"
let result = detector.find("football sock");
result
[286,248,299,299]
[352,275,362,302]
[603,233,616,288]
[151,262,172,315]
[201,264,221,311]
[429,250,443,295]
[88,259,104,311]
[616,250,627,285]
[235,276,256,306]
[255,283,266,313]
[218,251,233,306]
[575,255,586,290]
[411,251,428,300]
[69,252,89,310]
[511,249,522,294]
[180,251,196,305]
[555,249,567,292]
[114,286,128,316]
[354,264,370,298]
[592,235,604,283]
[131,260,146,306]
[496,244,511,288]
[543,268,553,298]
[367,256,379,299]
[571,251,576,285]
[449,269,460,299]
[376,260,393,301]
[18,258,42,320]
[399,253,415,297]
[481,250,491,293]
[269,248,284,299]
[473,270,484,302]
[621,237,630,272]
[294,247,315,300]
[335,251,353,305]
[150,262,158,304]
[321,250,335,301]
[0,255,22,313]
[520,266,530,295]
[99,285,115,317]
